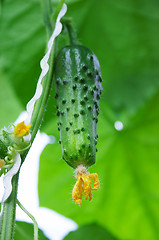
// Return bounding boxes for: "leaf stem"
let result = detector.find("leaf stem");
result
[17,200,38,240]
[62,20,78,45]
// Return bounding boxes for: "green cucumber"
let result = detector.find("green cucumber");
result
[54,45,102,169]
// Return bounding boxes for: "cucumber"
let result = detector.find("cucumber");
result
[54,45,102,169]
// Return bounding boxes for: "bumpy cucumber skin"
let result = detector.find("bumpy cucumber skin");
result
[54,45,102,169]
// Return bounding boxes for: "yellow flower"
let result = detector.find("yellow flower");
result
[72,165,100,205]
[14,122,31,138]
[0,159,5,168]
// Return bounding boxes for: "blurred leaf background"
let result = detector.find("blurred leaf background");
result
[0,0,159,239]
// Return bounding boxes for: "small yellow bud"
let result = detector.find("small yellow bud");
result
[72,165,100,205]
[0,159,5,168]
[14,122,31,138]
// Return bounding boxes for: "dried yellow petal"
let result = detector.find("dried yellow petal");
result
[89,173,100,190]
[14,122,31,138]
[72,165,100,205]
[82,174,92,201]
[72,176,83,205]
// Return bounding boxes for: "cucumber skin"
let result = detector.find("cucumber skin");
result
[54,45,102,169]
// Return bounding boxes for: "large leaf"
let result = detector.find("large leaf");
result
[38,1,159,240]
[0,0,49,131]
[0,0,45,107]
[63,223,118,240]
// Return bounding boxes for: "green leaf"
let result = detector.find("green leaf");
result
[15,221,49,240]
[0,0,45,107]
[63,223,118,240]
[0,71,23,129]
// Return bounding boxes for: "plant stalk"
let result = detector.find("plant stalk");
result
[0,173,19,240]
[30,44,55,142]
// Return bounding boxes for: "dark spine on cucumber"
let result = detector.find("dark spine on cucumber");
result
[54,45,102,169]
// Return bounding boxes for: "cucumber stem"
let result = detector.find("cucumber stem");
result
[64,21,78,45]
